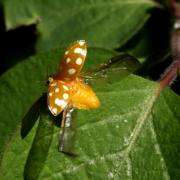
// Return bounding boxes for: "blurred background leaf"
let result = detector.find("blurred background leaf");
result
[3,0,155,51]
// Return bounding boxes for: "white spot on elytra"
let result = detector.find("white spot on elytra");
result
[74,47,82,54]
[76,57,82,65]
[68,68,76,75]
[52,108,58,115]
[65,51,69,55]
[55,88,59,92]
[48,105,58,116]
[55,98,67,108]
[79,40,85,46]
[66,57,71,63]
[74,48,86,57]
[49,92,52,96]
[63,85,69,90]
[63,93,69,100]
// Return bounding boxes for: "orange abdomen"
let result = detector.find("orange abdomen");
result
[69,79,100,110]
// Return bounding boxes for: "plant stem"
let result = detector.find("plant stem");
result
[159,0,180,89]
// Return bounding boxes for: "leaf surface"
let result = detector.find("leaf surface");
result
[0,47,179,179]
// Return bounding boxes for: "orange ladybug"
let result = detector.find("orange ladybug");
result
[47,40,100,116]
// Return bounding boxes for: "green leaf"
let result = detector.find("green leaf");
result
[3,0,156,51]
[0,47,179,179]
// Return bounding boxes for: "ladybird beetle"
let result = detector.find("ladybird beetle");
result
[47,40,100,116]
